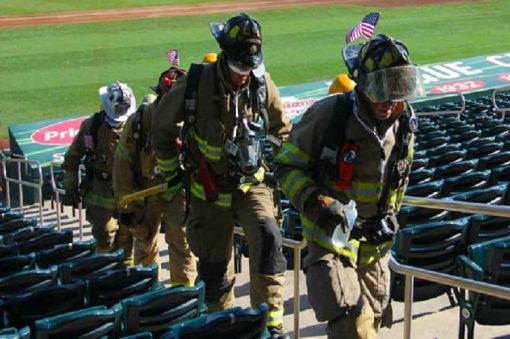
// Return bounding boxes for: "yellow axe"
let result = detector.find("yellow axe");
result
[118,183,167,210]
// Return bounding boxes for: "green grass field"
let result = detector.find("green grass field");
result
[1,1,509,138]
[0,0,238,16]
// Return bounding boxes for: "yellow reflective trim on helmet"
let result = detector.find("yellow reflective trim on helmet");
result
[229,25,240,38]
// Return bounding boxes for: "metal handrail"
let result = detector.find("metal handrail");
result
[49,159,84,239]
[1,157,44,224]
[234,226,306,338]
[492,85,510,120]
[414,92,466,119]
[395,195,510,339]
[403,195,510,218]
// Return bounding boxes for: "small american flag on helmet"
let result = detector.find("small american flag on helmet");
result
[345,12,380,43]
[166,49,180,66]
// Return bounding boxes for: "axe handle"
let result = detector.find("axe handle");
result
[118,183,168,210]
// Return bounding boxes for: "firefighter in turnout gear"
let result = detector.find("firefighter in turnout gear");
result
[151,13,291,338]
[62,81,136,255]
[113,66,197,286]
[275,34,423,338]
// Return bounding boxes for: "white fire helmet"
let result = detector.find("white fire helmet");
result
[99,81,136,124]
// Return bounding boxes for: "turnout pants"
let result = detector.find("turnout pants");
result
[86,205,119,253]
[304,243,391,339]
[128,194,197,286]
[187,184,287,327]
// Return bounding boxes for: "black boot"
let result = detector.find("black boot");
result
[268,325,291,339]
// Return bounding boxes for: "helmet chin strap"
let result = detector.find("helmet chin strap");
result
[104,113,123,129]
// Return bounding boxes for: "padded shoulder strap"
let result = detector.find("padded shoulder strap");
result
[85,112,103,151]
[184,63,205,126]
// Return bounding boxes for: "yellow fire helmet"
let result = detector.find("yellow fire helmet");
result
[328,73,356,95]
[203,52,218,64]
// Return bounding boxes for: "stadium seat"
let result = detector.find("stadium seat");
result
[433,159,478,180]
[0,242,19,259]
[162,303,269,339]
[449,124,475,135]
[0,211,24,224]
[465,136,496,149]
[59,250,125,284]
[33,304,122,339]
[0,218,37,236]
[36,239,96,268]
[405,180,444,198]
[392,218,469,302]
[457,236,510,339]
[0,266,59,297]
[409,168,435,185]
[411,158,429,171]
[0,224,55,245]
[477,151,510,170]
[489,164,510,185]
[0,327,31,339]
[428,150,466,167]
[425,143,461,157]
[465,214,510,245]
[449,130,480,143]
[88,263,159,307]
[121,281,207,337]
[0,280,86,329]
[449,183,509,219]
[18,229,74,254]
[121,332,153,339]
[418,136,450,150]
[441,170,491,195]
[481,123,510,138]
[0,253,36,278]
[397,204,450,228]
[465,142,502,159]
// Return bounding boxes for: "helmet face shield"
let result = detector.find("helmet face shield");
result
[227,59,252,75]
[99,81,136,124]
[360,65,425,103]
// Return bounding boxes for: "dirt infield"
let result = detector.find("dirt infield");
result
[0,0,464,28]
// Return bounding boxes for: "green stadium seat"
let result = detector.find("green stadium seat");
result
[465,142,502,160]
[449,183,509,219]
[18,229,73,255]
[410,158,429,171]
[392,218,469,302]
[433,159,478,180]
[477,151,510,170]
[0,243,19,259]
[36,239,96,268]
[121,281,207,337]
[425,143,461,157]
[0,253,36,278]
[33,304,122,339]
[405,180,444,198]
[0,211,24,224]
[449,130,480,144]
[162,303,269,339]
[428,150,466,167]
[0,280,86,329]
[88,263,159,307]
[0,218,37,236]
[397,204,450,228]
[489,164,510,185]
[409,167,435,185]
[0,224,55,245]
[0,326,31,339]
[121,332,153,339]
[457,236,510,339]
[465,214,510,245]
[441,170,491,195]
[59,250,125,284]
[0,266,59,297]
